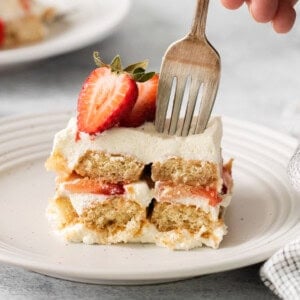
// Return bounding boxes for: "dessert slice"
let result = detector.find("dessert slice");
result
[46,54,233,250]
[0,0,56,49]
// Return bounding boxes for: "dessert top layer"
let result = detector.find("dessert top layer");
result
[52,116,223,169]
[0,0,42,21]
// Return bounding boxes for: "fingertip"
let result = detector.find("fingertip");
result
[272,6,296,33]
[221,0,245,10]
[250,0,279,23]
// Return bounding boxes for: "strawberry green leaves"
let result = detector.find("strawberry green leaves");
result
[93,52,155,82]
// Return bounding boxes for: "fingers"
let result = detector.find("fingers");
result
[221,0,244,9]
[272,2,297,33]
[248,0,279,23]
[221,0,297,33]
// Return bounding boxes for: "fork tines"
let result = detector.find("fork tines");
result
[155,47,220,137]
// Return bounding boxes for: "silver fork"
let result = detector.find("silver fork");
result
[155,0,220,136]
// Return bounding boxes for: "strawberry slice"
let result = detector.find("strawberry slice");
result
[77,67,138,134]
[120,74,159,127]
[64,178,125,195]
[0,19,5,47]
[156,182,222,207]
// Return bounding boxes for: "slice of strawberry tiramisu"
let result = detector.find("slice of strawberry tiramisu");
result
[46,54,233,250]
[0,0,56,49]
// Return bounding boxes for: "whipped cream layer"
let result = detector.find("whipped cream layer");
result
[57,180,154,215]
[52,117,223,170]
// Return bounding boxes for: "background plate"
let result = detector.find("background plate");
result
[0,0,131,66]
[0,112,299,284]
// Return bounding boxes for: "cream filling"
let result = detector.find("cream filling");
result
[124,181,154,207]
[57,180,154,215]
[51,117,223,170]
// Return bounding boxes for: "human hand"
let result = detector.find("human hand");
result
[221,0,297,33]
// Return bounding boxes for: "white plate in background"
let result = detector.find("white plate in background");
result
[0,112,299,284]
[0,0,131,66]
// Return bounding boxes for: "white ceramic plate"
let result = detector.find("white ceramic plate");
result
[0,0,131,66]
[0,112,299,285]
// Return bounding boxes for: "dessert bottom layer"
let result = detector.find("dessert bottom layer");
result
[47,195,228,250]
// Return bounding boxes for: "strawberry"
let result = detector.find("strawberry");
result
[64,178,125,195]
[77,67,138,134]
[156,182,222,207]
[77,53,156,134]
[19,0,31,12]
[120,74,159,127]
[0,19,5,47]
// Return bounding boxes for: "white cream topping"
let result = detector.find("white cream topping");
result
[51,117,223,170]
[57,180,153,215]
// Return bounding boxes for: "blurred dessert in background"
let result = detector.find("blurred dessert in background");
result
[0,0,56,49]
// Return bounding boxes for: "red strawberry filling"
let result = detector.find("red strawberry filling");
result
[0,19,5,47]
[64,178,125,195]
[155,182,222,207]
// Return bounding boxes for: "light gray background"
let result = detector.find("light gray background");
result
[1,0,299,298]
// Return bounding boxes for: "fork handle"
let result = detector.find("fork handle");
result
[189,0,209,39]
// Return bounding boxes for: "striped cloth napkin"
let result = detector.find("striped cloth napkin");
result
[260,146,300,299]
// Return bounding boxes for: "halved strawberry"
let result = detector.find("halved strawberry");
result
[77,67,138,134]
[0,19,5,47]
[77,53,156,134]
[64,178,125,195]
[120,74,159,127]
